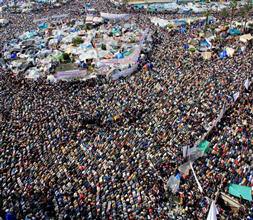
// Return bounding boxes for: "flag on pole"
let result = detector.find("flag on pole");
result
[190,162,203,193]
[244,78,250,90]
[233,92,240,102]
[207,201,218,220]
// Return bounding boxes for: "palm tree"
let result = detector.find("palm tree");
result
[229,0,238,25]
[220,8,229,25]
[241,0,253,32]
[204,10,211,35]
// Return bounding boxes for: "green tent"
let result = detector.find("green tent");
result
[198,140,210,153]
[228,184,252,201]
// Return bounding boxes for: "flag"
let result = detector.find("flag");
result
[244,78,250,90]
[167,175,180,193]
[198,140,210,153]
[228,184,252,201]
[206,201,218,220]
[233,92,240,102]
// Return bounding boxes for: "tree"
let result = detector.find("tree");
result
[241,0,253,32]
[221,8,229,25]
[230,0,238,25]
[204,10,211,35]
[72,37,84,46]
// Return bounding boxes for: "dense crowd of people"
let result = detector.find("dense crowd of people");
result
[0,0,252,219]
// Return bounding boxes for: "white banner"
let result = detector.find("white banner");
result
[100,12,130,20]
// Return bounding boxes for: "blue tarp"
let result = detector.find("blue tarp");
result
[200,39,211,48]
[133,4,144,10]
[38,23,48,30]
[228,28,241,36]
[115,53,124,59]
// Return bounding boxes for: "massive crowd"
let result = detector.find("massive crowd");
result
[0,0,252,219]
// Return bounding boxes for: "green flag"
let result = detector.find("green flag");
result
[198,140,210,153]
[228,184,252,201]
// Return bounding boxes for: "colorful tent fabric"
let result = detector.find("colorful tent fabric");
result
[228,184,252,201]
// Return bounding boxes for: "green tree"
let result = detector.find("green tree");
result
[241,0,253,32]
[204,10,211,35]
[72,37,84,46]
[230,0,238,25]
[221,8,229,25]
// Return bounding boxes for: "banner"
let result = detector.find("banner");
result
[100,12,130,20]
[55,69,87,80]
[220,192,241,209]
[228,184,252,201]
